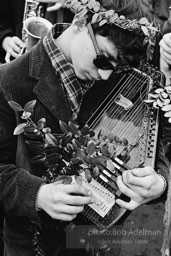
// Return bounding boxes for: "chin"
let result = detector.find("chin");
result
[75,71,87,80]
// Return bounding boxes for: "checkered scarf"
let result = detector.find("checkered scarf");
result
[43,23,94,119]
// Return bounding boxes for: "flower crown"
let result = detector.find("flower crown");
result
[66,0,159,39]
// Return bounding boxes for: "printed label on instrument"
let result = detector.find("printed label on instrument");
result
[72,174,115,218]
[115,94,133,110]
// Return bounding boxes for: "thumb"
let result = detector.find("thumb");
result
[116,198,138,211]
[131,167,155,177]
[47,3,62,11]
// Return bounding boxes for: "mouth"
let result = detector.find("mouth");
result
[92,76,101,81]
[87,73,100,80]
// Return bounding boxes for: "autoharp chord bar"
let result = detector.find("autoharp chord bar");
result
[99,174,121,197]
[98,156,132,197]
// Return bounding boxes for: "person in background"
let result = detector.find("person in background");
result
[160,33,171,84]
[159,34,171,146]
[0,0,26,63]
[159,31,171,256]
[0,1,25,254]
[0,0,24,63]
[0,0,169,255]
[0,0,73,64]
[36,0,67,12]
[151,0,171,28]
[0,0,47,63]
[35,0,74,25]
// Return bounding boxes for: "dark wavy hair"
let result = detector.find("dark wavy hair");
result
[91,0,155,68]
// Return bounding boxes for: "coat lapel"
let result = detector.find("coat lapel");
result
[28,40,73,123]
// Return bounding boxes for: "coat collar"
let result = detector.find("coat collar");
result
[28,39,73,123]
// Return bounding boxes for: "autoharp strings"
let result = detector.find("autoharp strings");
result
[87,69,149,142]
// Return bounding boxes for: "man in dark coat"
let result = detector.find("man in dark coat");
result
[0,0,169,255]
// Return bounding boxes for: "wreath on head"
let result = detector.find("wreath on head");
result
[66,0,159,62]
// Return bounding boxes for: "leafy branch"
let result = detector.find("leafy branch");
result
[144,86,171,123]
[8,99,133,256]
[66,0,158,40]
[8,100,131,183]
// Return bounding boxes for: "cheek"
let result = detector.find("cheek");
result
[71,36,96,70]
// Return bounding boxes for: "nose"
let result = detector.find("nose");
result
[97,69,113,80]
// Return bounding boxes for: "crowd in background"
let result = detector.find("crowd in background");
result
[0,0,74,64]
[152,0,171,27]
[0,0,171,64]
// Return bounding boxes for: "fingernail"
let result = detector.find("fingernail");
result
[88,190,92,196]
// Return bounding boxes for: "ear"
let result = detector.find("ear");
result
[72,14,87,32]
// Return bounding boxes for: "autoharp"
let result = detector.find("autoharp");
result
[77,65,165,232]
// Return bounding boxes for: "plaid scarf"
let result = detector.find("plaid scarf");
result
[43,23,94,119]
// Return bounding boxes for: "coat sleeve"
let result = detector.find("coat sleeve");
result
[0,81,44,226]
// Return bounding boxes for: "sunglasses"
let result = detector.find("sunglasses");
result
[87,22,115,71]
